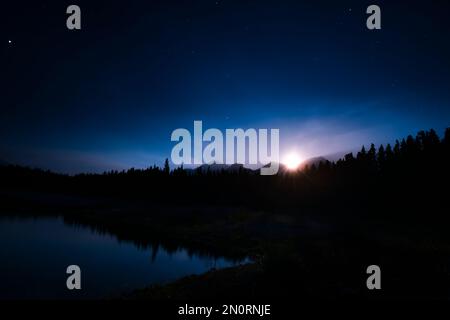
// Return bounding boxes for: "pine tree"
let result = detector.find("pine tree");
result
[344,152,354,162]
[444,128,450,146]
[164,158,170,175]
[385,143,394,162]
[400,138,407,155]
[368,143,377,161]
[393,140,401,156]
[427,129,440,149]
[357,145,366,161]
[378,144,386,165]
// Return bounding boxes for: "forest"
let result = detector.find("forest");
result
[1,128,449,299]
[1,128,448,216]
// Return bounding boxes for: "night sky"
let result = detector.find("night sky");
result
[1,0,450,173]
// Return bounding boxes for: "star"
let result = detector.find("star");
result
[8,40,12,44]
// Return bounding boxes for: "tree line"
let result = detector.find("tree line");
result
[1,128,449,223]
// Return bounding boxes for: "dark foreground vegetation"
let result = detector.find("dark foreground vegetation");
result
[1,128,450,299]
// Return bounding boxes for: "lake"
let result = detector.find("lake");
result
[0,215,244,299]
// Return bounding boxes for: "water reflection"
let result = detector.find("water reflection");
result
[0,215,247,299]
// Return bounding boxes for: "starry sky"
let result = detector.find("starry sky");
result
[1,0,450,173]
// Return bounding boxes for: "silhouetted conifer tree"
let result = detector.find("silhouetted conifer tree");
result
[368,143,376,161]
[426,129,440,150]
[444,128,450,147]
[393,140,401,156]
[385,144,394,162]
[164,158,170,175]
[378,144,386,166]
[344,153,354,162]
[357,146,366,161]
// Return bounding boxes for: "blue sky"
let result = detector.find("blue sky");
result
[1,0,450,173]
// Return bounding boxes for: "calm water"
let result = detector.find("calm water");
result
[0,216,243,299]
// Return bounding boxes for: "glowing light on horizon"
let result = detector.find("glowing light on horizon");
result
[282,152,303,170]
